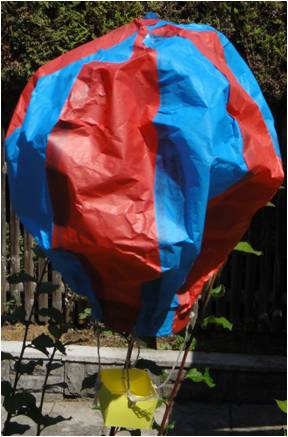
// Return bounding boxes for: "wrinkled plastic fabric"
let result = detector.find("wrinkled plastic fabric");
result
[6,16,283,336]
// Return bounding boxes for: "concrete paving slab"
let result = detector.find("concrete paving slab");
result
[2,399,287,436]
[41,400,105,436]
[1,400,163,436]
[169,402,287,436]
[2,400,105,436]
[169,401,231,436]
[229,403,287,435]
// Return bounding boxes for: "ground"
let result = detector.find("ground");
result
[1,399,286,436]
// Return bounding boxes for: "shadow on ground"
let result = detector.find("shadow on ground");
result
[169,399,287,436]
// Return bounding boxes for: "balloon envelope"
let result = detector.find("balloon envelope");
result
[5,17,283,336]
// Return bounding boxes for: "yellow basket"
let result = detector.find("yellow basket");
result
[98,368,158,429]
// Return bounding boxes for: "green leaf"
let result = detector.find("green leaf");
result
[78,307,92,320]
[19,406,60,426]
[152,421,161,432]
[203,368,216,388]
[48,324,62,339]
[11,306,27,322]
[166,421,176,431]
[156,398,166,408]
[266,201,276,207]
[32,245,47,259]
[202,316,233,331]
[38,307,64,323]
[3,421,30,435]
[4,306,26,323]
[185,367,216,388]
[31,334,55,356]
[161,369,169,380]
[275,399,287,414]
[20,407,45,425]
[8,271,35,284]
[234,242,262,256]
[186,368,204,383]
[2,380,13,397]
[1,352,15,360]
[14,359,43,374]
[135,358,163,376]
[54,339,66,355]
[4,392,37,414]
[211,284,226,299]
[190,337,197,351]
[103,329,113,337]
[37,282,59,294]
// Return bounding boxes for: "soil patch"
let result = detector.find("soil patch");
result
[1,323,173,349]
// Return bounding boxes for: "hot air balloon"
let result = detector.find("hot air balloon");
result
[5,14,283,337]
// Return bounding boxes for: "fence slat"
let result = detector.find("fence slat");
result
[24,231,35,320]
[38,258,48,322]
[230,252,242,326]
[271,189,285,332]
[257,207,274,332]
[65,287,75,324]
[52,270,64,311]
[9,206,21,306]
[243,252,257,332]
[214,264,227,317]
[1,138,7,314]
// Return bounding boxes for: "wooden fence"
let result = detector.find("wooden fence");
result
[1,114,286,332]
[209,185,286,333]
[1,209,79,324]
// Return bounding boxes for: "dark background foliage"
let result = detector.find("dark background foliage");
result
[1,1,287,130]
